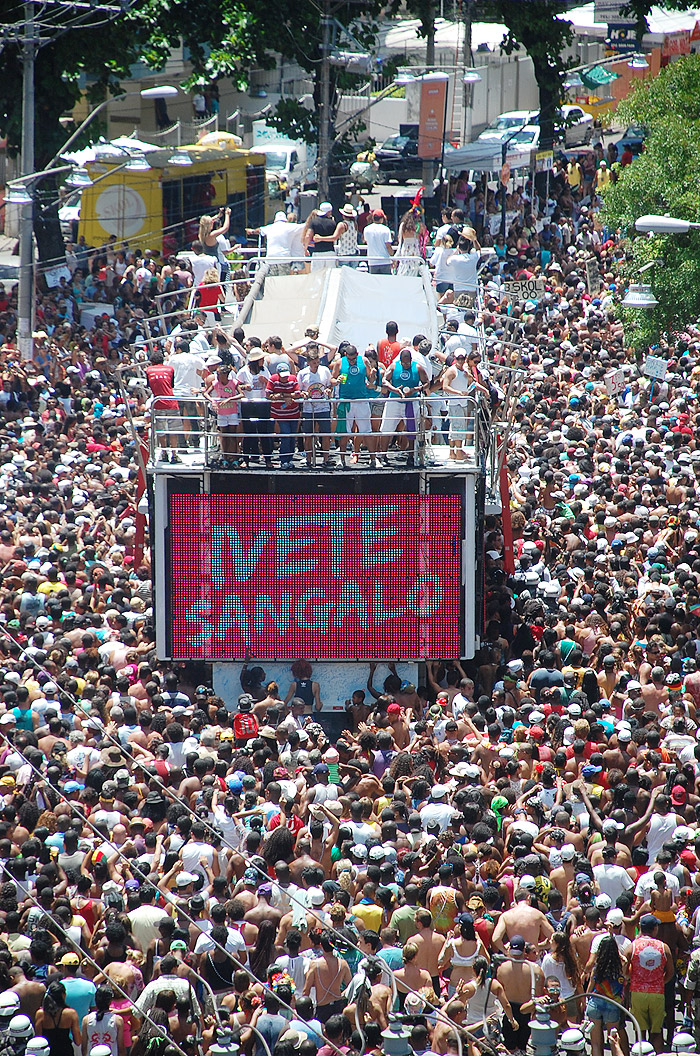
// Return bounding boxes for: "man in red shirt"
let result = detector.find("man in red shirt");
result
[145,350,181,463]
[266,362,301,466]
[377,320,402,369]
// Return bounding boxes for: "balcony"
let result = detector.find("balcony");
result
[146,393,489,473]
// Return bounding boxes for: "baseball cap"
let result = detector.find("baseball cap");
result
[313,763,329,774]
[431,784,449,799]
[607,908,624,926]
[671,785,687,805]
[59,952,80,966]
[351,844,368,859]
[175,871,197,887]
[307,887,325,906]
[561,844,575,861]
[509,934,525,951]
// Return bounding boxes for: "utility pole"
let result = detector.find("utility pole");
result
[462,0,473,146]
[318,0,332,202]
[17,0,36,361]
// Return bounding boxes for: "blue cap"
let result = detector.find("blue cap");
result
[227,776,243,793]
[582,764,602,778]
[65,781,84,793]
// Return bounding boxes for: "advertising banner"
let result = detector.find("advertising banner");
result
[169,493,462,660]
[418,76,448,159]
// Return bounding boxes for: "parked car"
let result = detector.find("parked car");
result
[374,130,423,182]
[619,124,646,156]
[476,111,539,144]
[555,105,594,146]
[477,106,593,149]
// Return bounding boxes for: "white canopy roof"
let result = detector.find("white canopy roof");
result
[61,134,159,166]
[381,17,510,55]
[561,3,700,38]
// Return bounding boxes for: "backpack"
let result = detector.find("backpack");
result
[233,711,259,741]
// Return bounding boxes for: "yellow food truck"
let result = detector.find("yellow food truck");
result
[78,143,272,254]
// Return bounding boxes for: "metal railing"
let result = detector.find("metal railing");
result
[245,252,428,273]
[147,390,485,470]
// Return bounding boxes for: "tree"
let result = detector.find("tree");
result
[603,52,700,347]
[487,1,572,149]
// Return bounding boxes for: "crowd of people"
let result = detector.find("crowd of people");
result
[0,136,699,1056]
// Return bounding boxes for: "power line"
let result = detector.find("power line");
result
[0,627,471,1049]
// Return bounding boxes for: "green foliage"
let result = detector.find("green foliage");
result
[486,2,573,146]
[603,52,700,346]
[267,100,318,146]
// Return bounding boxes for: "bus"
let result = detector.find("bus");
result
[78,143,272,254]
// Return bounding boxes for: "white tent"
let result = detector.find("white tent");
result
[61,134,159,166]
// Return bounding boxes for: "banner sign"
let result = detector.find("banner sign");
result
[607,23,638,53]
[535,150,554,172]
[418,77,448,159]
[643,354,668,380]
[169,493,462,660]
[604,368,627,395]
[585,256,602,295]
[502,279,545,302]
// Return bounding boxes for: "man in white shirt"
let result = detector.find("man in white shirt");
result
[168,341,207,446]
[593,845,635,903]
[179,821,215,879]
[190,242,219,286]
[247,211,303,275]
[419,785,457,832]
[363,210,394,274]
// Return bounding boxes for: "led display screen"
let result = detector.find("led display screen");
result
[169,493,462,660]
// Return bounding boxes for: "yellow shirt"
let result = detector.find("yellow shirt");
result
[352,901,383,932]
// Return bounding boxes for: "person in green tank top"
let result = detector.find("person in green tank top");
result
[331,343,377,466]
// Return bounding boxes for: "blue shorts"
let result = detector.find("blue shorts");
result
[586,996,621,1024]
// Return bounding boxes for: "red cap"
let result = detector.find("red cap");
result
[387,702,401,715]
[671,784,687,805]
[372,209,385,221]
[530,726,544,740]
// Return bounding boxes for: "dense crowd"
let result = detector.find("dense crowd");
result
[0,142,698,1056]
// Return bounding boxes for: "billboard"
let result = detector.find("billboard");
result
[168,493,462,660]
[418,76,448,160]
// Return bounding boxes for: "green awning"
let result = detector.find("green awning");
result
[581,65,620,89]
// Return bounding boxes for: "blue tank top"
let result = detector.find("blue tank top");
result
[339,356,368,400]
[389,360,420,398]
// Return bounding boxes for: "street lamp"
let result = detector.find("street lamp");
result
[622,283,658,307]
[635,214,699,234]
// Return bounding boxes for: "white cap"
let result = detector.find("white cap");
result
[561,843,576,861]
[607,908,624,926]
[519,873,536,890]
[274,210,287,222]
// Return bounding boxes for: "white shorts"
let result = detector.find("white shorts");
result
[310,254,336,270]
[341,399,371,436]
[380,398,419,434]
[217,414,239,427]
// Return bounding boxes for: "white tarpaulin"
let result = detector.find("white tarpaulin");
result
[245,271,329,346]
[245,265,438,352]
[320,266,438,352]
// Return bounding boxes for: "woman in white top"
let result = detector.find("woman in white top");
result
[437,913,488,997]
[81,984,125,1056]
[540,930,579,1001]
[395,209,424,277]
[460,956,517,1040]
[322,204,359,265]
[445,232,480,293]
